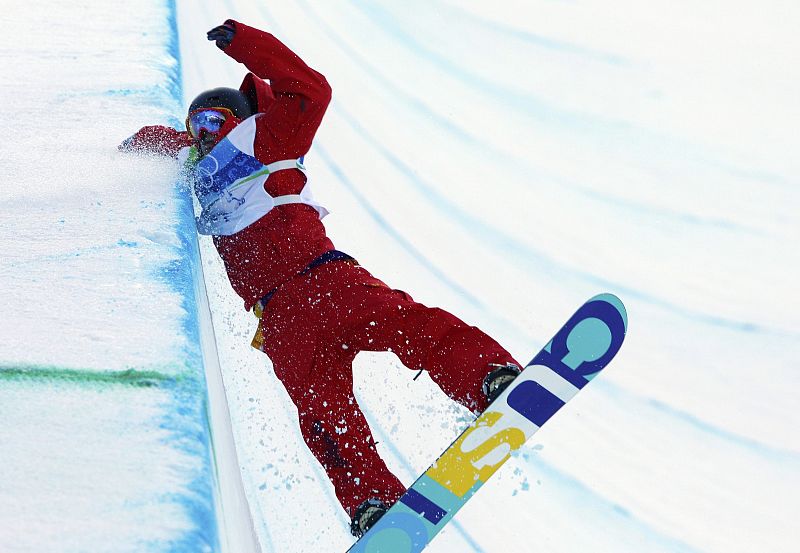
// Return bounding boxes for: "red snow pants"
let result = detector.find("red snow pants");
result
[252,259,518,516]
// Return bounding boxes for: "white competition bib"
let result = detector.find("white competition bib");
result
[190,116,328,236]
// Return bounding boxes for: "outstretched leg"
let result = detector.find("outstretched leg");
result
[254,261,518,519]
[344,290,519,414]
[275,347,407,516]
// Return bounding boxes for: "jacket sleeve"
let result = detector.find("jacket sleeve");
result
[222,20,332,156]
[118,125,193,158]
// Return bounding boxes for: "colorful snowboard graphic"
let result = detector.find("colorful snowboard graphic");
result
[348,293,628,552]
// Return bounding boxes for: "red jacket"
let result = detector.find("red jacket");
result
[123,21,334,310]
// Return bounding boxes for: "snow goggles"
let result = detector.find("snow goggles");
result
[186,107,235,138]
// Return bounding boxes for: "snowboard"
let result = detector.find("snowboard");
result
[348,293,628,552]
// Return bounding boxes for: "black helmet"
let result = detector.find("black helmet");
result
[187,87,254,119]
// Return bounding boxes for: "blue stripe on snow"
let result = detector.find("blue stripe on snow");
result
[150,1,221,551]
[521,453,704,553]
[331,104,792,337]
[295,0,761,236]
[347,0,792,190]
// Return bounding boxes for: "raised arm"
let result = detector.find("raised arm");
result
[221,20,332,155]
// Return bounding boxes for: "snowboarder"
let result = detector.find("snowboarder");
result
[121,20,521,538]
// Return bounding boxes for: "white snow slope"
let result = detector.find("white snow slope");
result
[0,1,250,552]
[2,0,799,552]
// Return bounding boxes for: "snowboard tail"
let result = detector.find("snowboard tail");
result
[349,293,628,552]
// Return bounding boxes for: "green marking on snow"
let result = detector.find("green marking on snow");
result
[0,364,181,388]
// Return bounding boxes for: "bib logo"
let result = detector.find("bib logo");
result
[195,151,220,198]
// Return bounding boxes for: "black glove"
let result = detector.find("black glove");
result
[207,22,236,50]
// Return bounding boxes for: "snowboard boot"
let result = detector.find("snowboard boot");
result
[482,362,522,404]
[350,498,389,538]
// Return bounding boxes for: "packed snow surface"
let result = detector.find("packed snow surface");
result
[0,2,223,552]
[2,0,798,552]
